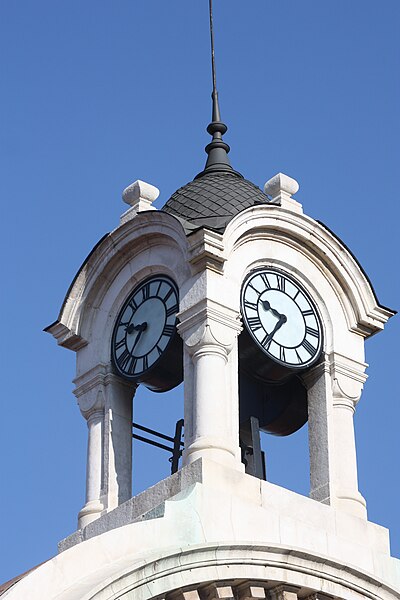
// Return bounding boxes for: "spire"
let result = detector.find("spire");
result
[195,0,242,180]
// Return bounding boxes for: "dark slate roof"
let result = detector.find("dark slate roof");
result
[162,171,269,233]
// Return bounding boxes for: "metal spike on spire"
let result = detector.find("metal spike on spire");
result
[196,0,242,179]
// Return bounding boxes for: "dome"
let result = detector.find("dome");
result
[162,84,269,233]
[162,170,268,233]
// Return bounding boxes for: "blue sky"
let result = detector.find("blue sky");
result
[1,0,399,584]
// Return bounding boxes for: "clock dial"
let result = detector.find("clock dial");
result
[111,275,179,380]
[241,268,322,369]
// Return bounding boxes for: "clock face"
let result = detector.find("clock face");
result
[241,268,322,369]
[111,275,179,380]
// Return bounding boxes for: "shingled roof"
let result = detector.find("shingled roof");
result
[162,170,268,233]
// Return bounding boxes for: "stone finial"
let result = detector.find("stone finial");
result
[264,172,302,214]
[122,179,159,208]
[120,180,159,225]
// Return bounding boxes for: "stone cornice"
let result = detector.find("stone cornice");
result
[223,204,395,338]
[44,210,189,351]
[178,299,242,350]
[187,228,226,274]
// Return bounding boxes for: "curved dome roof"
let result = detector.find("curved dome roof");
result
[162,170,268,233]
[162,86,269,233]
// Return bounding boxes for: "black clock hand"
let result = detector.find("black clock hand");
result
[264,314,287,344]
[130,323,148,352]
[126,322,147,335]
[261,300,287,321]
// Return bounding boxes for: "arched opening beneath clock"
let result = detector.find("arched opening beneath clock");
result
[239,373,310,497]
[131,383,184,497]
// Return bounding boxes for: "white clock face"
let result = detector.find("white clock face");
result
[111,275,179,380]
[241,268,322,369]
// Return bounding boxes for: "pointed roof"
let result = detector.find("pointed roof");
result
[161,81,267,233]
[161,96,268,233]
[161,0,268,233]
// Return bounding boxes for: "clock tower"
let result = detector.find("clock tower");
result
[4,4,399,600]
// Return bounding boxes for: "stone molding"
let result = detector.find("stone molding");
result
[302,353,367,406]
[187,228,226,274]
[73,363,135,418]
[44,210,189,350]
[268,585,299,600]
[329,352,367,405]
[222,204,394,337]
[178,301,242,351]
[86,543,399,600]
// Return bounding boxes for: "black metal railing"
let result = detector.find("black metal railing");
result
[132,419,184,474]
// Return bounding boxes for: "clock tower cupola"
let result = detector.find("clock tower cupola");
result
[31,3,399,600]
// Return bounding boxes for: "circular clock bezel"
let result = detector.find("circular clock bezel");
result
[241,267,323,370]
[111,274,180,382]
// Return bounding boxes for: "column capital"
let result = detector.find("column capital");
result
[73,364,136,419]
[178,299,242,353]
[329,351,367,406]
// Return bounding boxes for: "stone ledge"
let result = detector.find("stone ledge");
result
[58,459,203,553]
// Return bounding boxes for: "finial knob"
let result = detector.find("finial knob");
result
[122,180,159,208]
[120,180,159,225]
[264,173,302,214]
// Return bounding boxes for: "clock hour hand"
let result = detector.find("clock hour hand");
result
[126,322,147,335]
[260,300,287,321]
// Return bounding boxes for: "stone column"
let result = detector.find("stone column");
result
[102,372,136,511]
[78,403,105,529]
[303,358,335,505]
[304,354,367,519]
[178,304,242,471]
[331,365,367,519]
[74,365,135,529]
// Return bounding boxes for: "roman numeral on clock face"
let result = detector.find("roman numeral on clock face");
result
[247,316,262,330]
[163,287,174,303]
[244,299,258,311]
[162,324,175,337]
[260,273,271,289]
[129,298,138,311]
[277,275,285,292]
[142,282,151,301]
[301,338,315,356]
[305,325,319,337]
[128,356,138,375]
[118,348,131,370]
[166,304,178,318]
[115,338,126,351]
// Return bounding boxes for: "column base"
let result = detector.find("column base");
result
[78,499,104,529]
[183,437,243,472]
[334,489,367,519]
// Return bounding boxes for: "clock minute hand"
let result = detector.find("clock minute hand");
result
[130,322,148,352]
[264,314,287,344]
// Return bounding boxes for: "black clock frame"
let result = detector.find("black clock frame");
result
[111,275,183,393]
[240,266,323,376]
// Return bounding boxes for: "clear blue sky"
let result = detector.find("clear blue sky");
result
[1,0,399,584]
